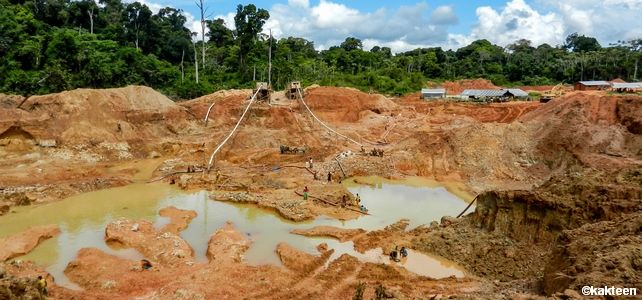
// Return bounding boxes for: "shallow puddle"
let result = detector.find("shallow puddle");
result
[0,176,474,288]
[106,158,164,182]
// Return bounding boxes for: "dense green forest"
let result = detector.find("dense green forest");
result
[1,0,641,99]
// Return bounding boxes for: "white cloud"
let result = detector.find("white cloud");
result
[544,0,642,43]
[310,0,363,29]
[556,3,593,36]
[431,5,458,25]
[466,0,565,47]
[288,0,309,8]
[124,0,205,41]
[127,0,642,51]
[130,0,164,13]
[258,0,460,53]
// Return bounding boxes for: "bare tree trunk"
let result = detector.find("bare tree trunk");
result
[193,41,199,84]
[268,29,272,88]
[181,49,185,84]
[580,53,584,81]
[196,0,207,68]
[88,7,94,34]
[634,58,639,80]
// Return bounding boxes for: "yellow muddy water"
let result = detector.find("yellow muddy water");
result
[0,176,473,288]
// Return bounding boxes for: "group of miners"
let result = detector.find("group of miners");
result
[360,146,384,157]
[302,185,368,213]
[168,165,199,185]
[389,246,409,262]
[339,193,367,212]
[302,156,372,213]
[307,157,346,185]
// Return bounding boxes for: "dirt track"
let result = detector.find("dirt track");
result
[1,83,641,299]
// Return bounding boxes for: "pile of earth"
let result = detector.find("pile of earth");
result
[408,93,642,295]
[442,79,498,95]
[519,93,642,169]
[0,86,201,216]
[0,85,198,158]
[302,86,400,123]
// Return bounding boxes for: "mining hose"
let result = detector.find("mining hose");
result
[206,88,262,170]
[456,195,479,218]
[294,190,370,215]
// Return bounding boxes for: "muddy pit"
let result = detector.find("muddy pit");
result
[0,177,471,290]
[2,85,640,298]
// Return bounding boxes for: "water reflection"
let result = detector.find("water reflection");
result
[0,177,473,288]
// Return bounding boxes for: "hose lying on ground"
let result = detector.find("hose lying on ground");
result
[294,190,370,215]
[456,195,479,218]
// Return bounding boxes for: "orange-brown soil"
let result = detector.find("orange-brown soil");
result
[22,209,488,299]
[291,226,366,242]
[158,206,198,234]
[0,225,60,261]
[1,84,641,299]
[442,78,498,95]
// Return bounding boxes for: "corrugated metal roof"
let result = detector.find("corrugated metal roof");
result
[612,82,642,89]
[506,88,528,97]
[579,81,611,86]
[461,89,505,97]
[460,89,528,98]
[421,88,446,94]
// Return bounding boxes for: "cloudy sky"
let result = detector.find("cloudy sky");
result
[138,0,642,52]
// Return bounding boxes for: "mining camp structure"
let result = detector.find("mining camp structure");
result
[252,82,271,102]
[286,81,305,100]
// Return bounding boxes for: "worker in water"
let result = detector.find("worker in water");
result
[141,259,153,270]
[356,193,361,205]
[309,158,313,169]
[37,275,48,297]
[400,246,408,258]
[359,204,367,213]
[327,172,332,182]
[303,186,309,200]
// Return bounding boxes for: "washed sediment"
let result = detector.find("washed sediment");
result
[0,225,60,261]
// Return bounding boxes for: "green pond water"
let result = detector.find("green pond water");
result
[0,176,474,289]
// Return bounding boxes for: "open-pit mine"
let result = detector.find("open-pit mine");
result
[1,82,641,299]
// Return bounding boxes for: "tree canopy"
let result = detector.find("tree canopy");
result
[1,0,640,98]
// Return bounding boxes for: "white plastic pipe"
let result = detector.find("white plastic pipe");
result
[207,88,261,170]
[204,102,217,125]
[296,89,363,147]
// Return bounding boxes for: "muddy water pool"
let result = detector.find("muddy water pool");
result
[0,176,474,288]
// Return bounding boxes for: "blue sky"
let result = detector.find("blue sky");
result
[203,0,503,34]
[137,0,642,52]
